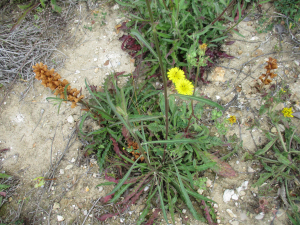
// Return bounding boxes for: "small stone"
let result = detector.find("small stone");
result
[75,70,80,74]
[217,219,221,223]
[94,68,99,73]
[116,17,125,24]
[206,179,212,187]
[93,173,97,178]
[67,115,74,123]
[53,202,60,209]
[214,203,218,208]
[120,218,125,223]
[197,189,204,195]
[232,194,239,200]
[271,127,278,133]
[255,212,264,220]
[294,60,300,66]
[238,50,243,55]
[57,215,64,221]
[74,20,79,24]
[65,165,73,170]
[98,186,103,192]
[230,221,239,225]
[182,209,187,214]
[236,181,249,193]
[51,186,55,191]
[85,186,89,192]
[276,209,284,217]
[251,49,263,57]
[226,209,237,218]
[83,210,88,215]
[248,167,255,173]
[223,189,235,203]
[71,158,76,163]
[113,4,119,10]
[239,191,246,196]
[94,58,97,61]
[278,124,285,132]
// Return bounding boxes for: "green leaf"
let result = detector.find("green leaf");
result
[158,179,169,223]
[107,156,141,196]
[110,183,132,203]
[96,182,115,187]
[157,32,172,38]
[255,137,278,155]
[142,138,200,145]
[253,173,272,187]
[174,94,224,110]
[79,112,91,135]
[18,2,32,10]
[167,182,175,224]
[115,0,135,7]
[10,2,40,32]
[232,29,245,38]
[0,184,10,190]
[192,25,212,38]
[171,159,201,220]
[130,29,158,59]
[0,173,11,179]
[210,36,228,43]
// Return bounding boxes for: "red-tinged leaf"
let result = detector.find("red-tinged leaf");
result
[110,137,122,158]
[117,175,150,205]
[105,169,119,183]
[205,152,236,178]
[103,193,115,203]
[97,212,118,221]
[225,41,235,45]
[202,200,217,225]
[0,192,6,197]
[0,148,9,153]
[122,125,130,141]
[105,168,145,184]
[128,185,144,205]
[145,208,162,225]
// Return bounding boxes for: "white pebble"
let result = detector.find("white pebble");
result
[67,115,74,123]
[65,165,73,170]
[182,209,187,214]
[226,209,237,218]
[255,212,264,220]
[223,189,235,203]
[57,215,64,221]
[59,169,64,174]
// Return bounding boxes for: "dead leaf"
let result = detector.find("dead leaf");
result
[104,60,110,66]
[115,24,122,34]
[236,86,242,92]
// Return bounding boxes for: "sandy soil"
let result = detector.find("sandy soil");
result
[0,1,299,225]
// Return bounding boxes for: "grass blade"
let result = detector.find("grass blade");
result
[108,156,141,196]
[142,138,200,145]
[130,29,158,59]
[171,158,201,220]
[157,178,169,223]
[174,94,224,110]
[110,183,132,203]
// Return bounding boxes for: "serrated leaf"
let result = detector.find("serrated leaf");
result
[255,137,278,155]
[174,94,224,110]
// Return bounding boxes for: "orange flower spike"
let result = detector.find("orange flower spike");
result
[71,102,77,108]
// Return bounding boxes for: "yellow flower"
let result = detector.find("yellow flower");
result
[167,67,185,84]
[280,88,286,93]
[228,115,236,125]
[199,43,207,51]
[175,79,194,95]
[282,107,294,117]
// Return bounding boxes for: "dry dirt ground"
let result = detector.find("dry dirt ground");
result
[0,1,299,225]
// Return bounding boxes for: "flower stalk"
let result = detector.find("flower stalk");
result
[145,0,169,162]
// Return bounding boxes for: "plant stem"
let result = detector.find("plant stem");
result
[145,0,169,162]
[275,123,288,153]
[185,55,201,133]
